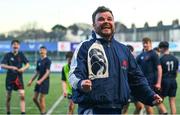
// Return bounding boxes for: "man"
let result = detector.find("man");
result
[159,41,179,114]
[136,37,167,114]
[61,51,75,115]
[69,6,162,114]
[1,40,29,114]
[27,46,51,114]
[122,45,144,115]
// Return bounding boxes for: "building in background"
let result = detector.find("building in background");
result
[115,19,180,42]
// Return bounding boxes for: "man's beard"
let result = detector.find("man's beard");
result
[96,23,114,40]
[98,29,114,40]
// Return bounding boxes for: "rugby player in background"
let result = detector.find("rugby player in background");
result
[27,46,51,115]
[159,41,179,115]
[1,40,29,115]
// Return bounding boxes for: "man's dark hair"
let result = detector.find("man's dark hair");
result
[40,46,47,50]
[66,51,73,59]
[153,47,160,52]
[92,6,113,24]
[158,41,169,49]
[11,40,20,45]
[126,45,134,52]
[142,37,152,43]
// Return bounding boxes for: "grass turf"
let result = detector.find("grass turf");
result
[0,73,179,114]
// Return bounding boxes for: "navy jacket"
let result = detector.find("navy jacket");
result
[69,31,156,108]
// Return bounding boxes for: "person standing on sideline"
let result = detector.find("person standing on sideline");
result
[68,6,163,114]
[136,37,167,114]
[158,41,179,115]
[122,45,144,115]
[61,51,75,115]
[27,46,51,115]
[1,40,29,115]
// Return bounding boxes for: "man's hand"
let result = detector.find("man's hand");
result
[63,92,67,98]
[17,68,25,73]
[81,80,92,92]
[27,80,33,87]
[154,83,161,90]
[152,94,163,105]
[37,80,42,85]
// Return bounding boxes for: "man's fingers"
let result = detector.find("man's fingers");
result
[152,98,163,105]
[153,94,163,105]
[84,80,92,86]
[81,80,92,92]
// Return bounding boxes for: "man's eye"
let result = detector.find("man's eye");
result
[98,18,104,21]
[108,18,112,21]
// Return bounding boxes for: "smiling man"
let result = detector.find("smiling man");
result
[27,46,51,115]
[1,40,29,115]
[69,6,163,114]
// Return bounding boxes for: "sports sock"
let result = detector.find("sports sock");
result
[7,111,11,115]
[21,112,26,115]
[41,112,46,115]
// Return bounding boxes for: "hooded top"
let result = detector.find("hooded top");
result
[69,31,156,108]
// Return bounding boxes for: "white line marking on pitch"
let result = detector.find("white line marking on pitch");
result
[46,95,64,115]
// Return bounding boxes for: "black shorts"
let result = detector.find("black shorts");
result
[129,95,139,103]
[34,80,49,94]
[6,76,24,91]
[161,78,177,97]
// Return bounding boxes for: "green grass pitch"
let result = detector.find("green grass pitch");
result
[0,73,180,114]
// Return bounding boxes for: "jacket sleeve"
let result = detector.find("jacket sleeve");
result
[69,42,88,90]
[127,51,156,106]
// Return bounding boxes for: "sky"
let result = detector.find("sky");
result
[0,0,180,33]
